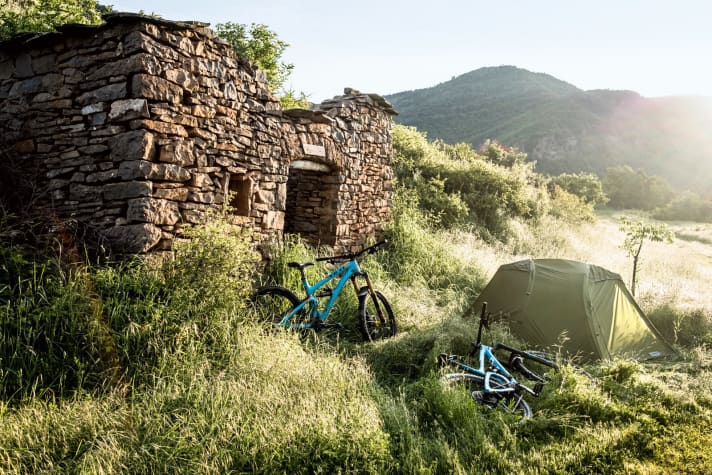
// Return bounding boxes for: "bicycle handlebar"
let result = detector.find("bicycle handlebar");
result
[315,239,388,263]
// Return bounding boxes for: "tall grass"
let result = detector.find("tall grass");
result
[2,205,711,473]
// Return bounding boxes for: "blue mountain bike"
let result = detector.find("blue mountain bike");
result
[252,240,397,342]
[437,302,559,420]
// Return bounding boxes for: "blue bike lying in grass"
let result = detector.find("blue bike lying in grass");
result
[252,240,397,342]
[438,302,560,420]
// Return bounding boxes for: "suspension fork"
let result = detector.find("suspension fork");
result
[351,273,384,320]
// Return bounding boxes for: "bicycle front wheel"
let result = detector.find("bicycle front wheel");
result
[358,288,397,342]
[443,373,532,421]
[251,286,308,327]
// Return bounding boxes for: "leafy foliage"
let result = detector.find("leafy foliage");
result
[478,139,527,168]
[0,0,103,40]
[550,172,608,207]
[604,166,673,210]
[392,125,545,237]
[279,88,310,109]
[547,185,595,223]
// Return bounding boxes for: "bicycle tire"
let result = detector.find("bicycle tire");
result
[358,287,397,342]
[251,286,308,327]
[443,373,532,421]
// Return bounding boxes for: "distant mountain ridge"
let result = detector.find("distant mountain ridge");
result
[386,66,712,192]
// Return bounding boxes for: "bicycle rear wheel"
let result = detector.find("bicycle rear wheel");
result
[358,288,397,342]
[251,286,309,327]
[443,373,532,421]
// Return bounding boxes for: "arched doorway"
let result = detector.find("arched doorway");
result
[284,159,339,247]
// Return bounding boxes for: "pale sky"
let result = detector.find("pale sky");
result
[106,0,712,103]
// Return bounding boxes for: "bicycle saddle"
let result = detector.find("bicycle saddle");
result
[287,262,314,270]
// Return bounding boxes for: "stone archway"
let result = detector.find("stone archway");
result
[284,159,339,247]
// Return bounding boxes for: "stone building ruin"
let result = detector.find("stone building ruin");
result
[0,13,397,255]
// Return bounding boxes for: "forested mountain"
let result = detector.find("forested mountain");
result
[386,66,712,192]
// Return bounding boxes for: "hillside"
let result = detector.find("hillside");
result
[386,66,712,192]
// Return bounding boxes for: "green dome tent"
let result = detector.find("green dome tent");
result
[472,259,676,360]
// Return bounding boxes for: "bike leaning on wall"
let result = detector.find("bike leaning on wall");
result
[251,240,397,341]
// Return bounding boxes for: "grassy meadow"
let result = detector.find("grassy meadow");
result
[1,206,711,474]
[2,124,711,474]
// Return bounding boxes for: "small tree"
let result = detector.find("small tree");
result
[619,217,674,295]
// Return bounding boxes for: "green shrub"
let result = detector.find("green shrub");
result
[653,191,712,223]
[164,220,258,320]
[549,172,608,207]
[392,125,544,239]
[603,165,673,210]
[548,185,596,223]
[411,175,469,228]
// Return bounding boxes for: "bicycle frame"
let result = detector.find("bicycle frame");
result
[446,345,530,396]
[277,258,363,329]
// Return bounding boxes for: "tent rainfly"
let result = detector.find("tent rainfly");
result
[472,259,676,360]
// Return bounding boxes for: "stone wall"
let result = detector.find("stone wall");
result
[0,13,396,255]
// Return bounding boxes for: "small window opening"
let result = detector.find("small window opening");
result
[228,174,252,216]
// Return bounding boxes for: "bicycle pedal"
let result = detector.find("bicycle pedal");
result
[534,381,544,395]
[436,353,449,367]
[322,322,345,331]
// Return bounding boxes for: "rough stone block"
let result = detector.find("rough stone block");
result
[159,139,195,166]
[69,183,102,201]
[191,104,216,118]
[103,223,163,253]
[9,77,43,97]
[185,169,206,186]
[86,169,118,183]
[165,68,199,92]
[81,103,105,115]
[131,74,182,104]
[109,98,149,122]
[0,60,13,80]
[15,53,33,77]
[119,160,191,182]
[128,197,180,225]
[76,83,127,105]
[264,211,284,230]
[15,139,35,154]
[103,181,152,200]
[153,187,189,201]
[87,54,160,81]
[109,129,155,161]
[187,191,217,204]
[130,119,188,137]
[32,54,57,74]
